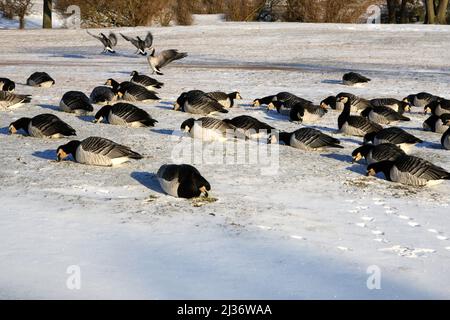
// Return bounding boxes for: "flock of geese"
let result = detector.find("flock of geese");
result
[1,35,450,198]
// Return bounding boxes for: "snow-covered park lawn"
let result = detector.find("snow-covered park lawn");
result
[1,17,450,299]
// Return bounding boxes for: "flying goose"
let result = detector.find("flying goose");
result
[367,155,450,186]
[130,71,163,89]
[89,86,118,105]
[269,128,343,150]
[336,92,371,112]
[157,164,211,198]
[403,92,439,108]
[370,98,411,114]
[424,98,450,116]
[343,72,371,86]
[360,106,410,124]
[337,97,382,137]
[180,117,236,141]
[120,32,153,55]
[87,30,118,53]
[174,90,228,115]
[94,103,157,127]
[9,113,76,138]
[56,136,142,166]
[0,77,15,92]
[223,115,274,139]
[352,143,405,164]
[59,91,93,114]
[363,127,423,153]
[0,91,31,109]
[206,91,242,108]
[105,79,160,102]
[442,127,450,150]
[147,48,188,75]
[423,114,450,133]
[26,72,55,88]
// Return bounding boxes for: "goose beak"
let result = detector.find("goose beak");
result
[183,126,190,133]
[56,150,67,162]
[352,153,362,163]
[173,102,180,110]
[320,102,328,110]
[252,101,260,107]
[366,168,376,177]
[93,117,102,124]
[405,105,411,112]
[8,125,16,134]
[199,186,208,197]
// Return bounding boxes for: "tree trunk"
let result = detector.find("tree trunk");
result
[425,0,436,23]
[437,0,449,23]
[400,0,409,23]
[387,0,397,23]
[19,15,25,29]
[43,0,52,28]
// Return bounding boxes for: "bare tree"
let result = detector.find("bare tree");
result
[387,0,398,23]
[43,0,52,28]
[0,0,33,29]
[425,0,449,23]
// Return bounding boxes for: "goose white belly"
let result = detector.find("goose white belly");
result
[217,99,231,108]
[435,121,449,134]
[157,177,180,197]
[302,111,322,124]
[190,124,227,142]
[38,81,54,88]
[343,81,365,87]
[59,100,88,115]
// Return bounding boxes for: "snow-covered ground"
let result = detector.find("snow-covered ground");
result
[1,19,450,299]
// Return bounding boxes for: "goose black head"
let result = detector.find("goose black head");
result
[267,100,282,112]
[130,71,139,77]
[56,140,81,162]
[268,131,291,145]
[366,161,394,180]
[174,92,187,111]
[320,96,336,110]
[149,48,156,57]
[180,118,195,133]
[351,144,373,163]
[105,78,117,87]
[252,99,261,107]
[360,107,373,118]
[94,105,112,123]
[229,92,242,100]
[9,117,31,135]
[363,131,377,144]
[441,114,450,126]
[424,101,437,115]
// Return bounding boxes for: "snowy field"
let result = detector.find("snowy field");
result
[1,17,450,299]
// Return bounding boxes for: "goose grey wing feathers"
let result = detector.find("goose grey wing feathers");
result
[347,116,382,133]
[112,103,154,123]
[395,156,450,181]
[0,91,31,108]
[144,32,153,48]
[156,49,188,68]
[293,128,342,148]
[81,137,142,159]
[32,114,76,136]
